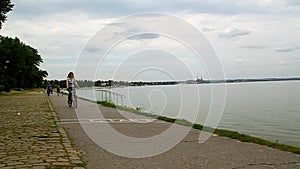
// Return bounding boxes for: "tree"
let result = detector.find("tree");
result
[0,0,14,29]
[0,36,48,91]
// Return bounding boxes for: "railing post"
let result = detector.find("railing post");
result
[109,91,112,102]
[96,89,125,106]
[116,95,119,106]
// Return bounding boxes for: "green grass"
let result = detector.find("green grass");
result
[97,101,116,108]
[0,88,44,96]
[96,101,300,154]
[214,129,300,154]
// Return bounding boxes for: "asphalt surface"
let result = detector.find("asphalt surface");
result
[50,95,300,169]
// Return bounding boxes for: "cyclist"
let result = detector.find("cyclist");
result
[56,85,60,96]
[46,82,52,96]
[66,72,79,105]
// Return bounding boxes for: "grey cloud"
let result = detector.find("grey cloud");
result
[85,46,101,53]
[11,0,132,18]
[108,20,160,40]
[127,33,160,40]
[11,0,273,20]
[107,22,130,27]
[239,45,266,49]
[110,22,145,38]
[286,0,300,6]
[219,29,251,38]
[275,47,294,52]
[201,27,215,32]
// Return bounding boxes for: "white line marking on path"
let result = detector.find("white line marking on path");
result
[58,118,164,124]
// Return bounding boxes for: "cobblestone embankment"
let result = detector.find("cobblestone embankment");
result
[0,92,85,169]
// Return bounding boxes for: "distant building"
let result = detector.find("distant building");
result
[186,76,204,84]
[196,76,204,84]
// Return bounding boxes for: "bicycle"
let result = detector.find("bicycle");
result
[67,87,77,108]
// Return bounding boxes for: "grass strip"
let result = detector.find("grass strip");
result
[214,128,300,154]
[97,101,117,108]
[0,88,44,96]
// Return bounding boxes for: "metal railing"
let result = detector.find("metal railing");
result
[96,89,125,106]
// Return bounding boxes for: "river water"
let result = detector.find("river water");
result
[77,81,300,148]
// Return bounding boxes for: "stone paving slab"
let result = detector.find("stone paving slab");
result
[0,92,85,169]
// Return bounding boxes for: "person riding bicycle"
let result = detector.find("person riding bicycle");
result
[66,72,79,104]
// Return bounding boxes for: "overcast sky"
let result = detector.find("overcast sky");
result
[1,0,299,80]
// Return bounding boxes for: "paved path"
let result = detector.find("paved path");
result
[50,95,300,169]
[0,92,84,169]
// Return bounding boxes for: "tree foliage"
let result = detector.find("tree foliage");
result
[0,0,14,29]
[0,36,48,91]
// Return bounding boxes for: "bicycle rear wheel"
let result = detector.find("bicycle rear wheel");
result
[73,92,77,108]
[68,91,72,107]
[68,99,72,107]
[68,97,72,107]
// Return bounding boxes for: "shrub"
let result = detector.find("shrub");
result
[96,101,116,108]
[0,85,4,92]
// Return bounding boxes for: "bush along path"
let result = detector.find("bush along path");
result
[0,90,85,169]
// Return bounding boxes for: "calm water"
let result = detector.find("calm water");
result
[77,81,300,148]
